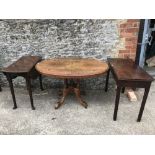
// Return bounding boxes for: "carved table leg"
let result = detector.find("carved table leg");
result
[55,87,70,109]
[55,79,69,109]
[6,74,17,109]
[74,79,87,108]
[55,79,87,109]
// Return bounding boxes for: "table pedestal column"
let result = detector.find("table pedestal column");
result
[55,79,88,109]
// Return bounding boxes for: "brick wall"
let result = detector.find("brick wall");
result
[0,19,140,89]
[118,19,140,60]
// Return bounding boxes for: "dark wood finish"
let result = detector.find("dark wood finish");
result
[3,56,41,73]
[108,58,153,81]
[105,69,110,92]
[6,74,17,109]
[36,58,109,109]
[106,58,154,122]
[25,74,35,110]
[2,56,43,110]
[121,87,125,93]
[39,74,44,91]
[0,72,2,91]
[137,83,151,122]
[113,86,121,121]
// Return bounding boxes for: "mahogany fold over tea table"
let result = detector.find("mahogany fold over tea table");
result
[2,56,43,110]
[36,58,109,109]
[105,58,154,122]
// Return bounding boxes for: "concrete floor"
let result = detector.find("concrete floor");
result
[0,82,155,135]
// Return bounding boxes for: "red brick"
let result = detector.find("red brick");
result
[127,19,139,23]
[125,45,137,50]
[120,23,134,29]
[126,37,138,41]
[119,50,130,54]
[120,29,126,33]
[120,32,135,38]
[125,28,139,33]
[119,20,140,59]
[130,49,136,54]
[118,53,124,58]
[120,24,127,28]
[124,53,130,58]
[125,40,137,46]
[130,53,136,56]
[133,22,139,28]
[125,41,136,46]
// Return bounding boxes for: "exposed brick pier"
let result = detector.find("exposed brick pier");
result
[119,19,140,60]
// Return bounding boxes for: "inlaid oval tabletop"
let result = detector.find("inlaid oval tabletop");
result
[36,58,109,79]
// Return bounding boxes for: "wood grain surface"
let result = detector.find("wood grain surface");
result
[2,56,41,73]
[36,58,109,79]
[108,58,154,81]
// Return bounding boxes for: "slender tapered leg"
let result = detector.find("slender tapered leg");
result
[121,87,125,93]
[113,85,121,121]
[0,85,2,92]
[26,74,35,110]
[105,69,110,92]
[6,74,17,109]
[39,74,44,91]
[137,84,151,122]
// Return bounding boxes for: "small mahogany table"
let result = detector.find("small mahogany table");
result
[105,58,154,122]
[2,56,43,110]
[36,58,109,109]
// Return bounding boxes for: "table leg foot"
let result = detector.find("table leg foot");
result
[13,106,17,109]
[55,87,70,109]
[31,106,36,110]
[74,88,88,108]
[55,101,64,109]
[79,100,88,109]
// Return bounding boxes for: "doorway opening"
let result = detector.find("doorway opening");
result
[137,19,155,76]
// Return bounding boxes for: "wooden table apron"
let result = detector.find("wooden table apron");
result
[36,58,109,109]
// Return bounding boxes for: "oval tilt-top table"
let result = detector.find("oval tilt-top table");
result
[36,58,109,109]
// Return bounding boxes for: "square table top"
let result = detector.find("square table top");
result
[2,56,41,73]
[108,58,154,82]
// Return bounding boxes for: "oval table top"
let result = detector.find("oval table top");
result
[36,58,109,79]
